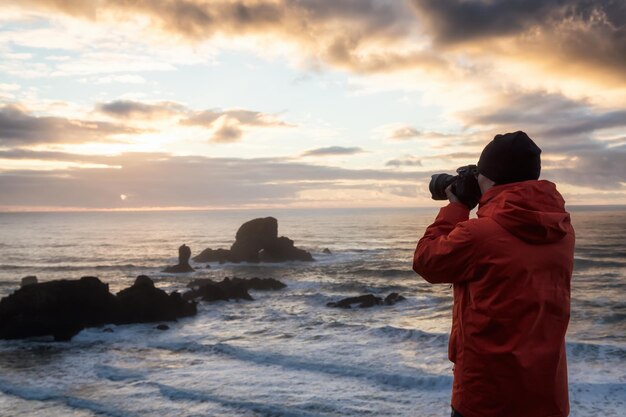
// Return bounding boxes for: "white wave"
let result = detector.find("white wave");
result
[0,378,137,417]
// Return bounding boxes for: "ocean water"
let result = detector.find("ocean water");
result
[0,207,624,417]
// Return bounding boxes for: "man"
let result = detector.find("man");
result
[413,131,574,417]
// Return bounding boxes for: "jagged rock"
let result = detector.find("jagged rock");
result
[231,277,287,291]
[327,294,382,309]
[322,248,332,254]
[163,244,195,273]
[194,217,313,264]
[183,277,253,302]
[0,276,118,341]
[0,275,197,341]
[384,293,406,305]
[20,276,38,287]
[230,217,278,262]
[187,277,286,291]
[327,293,407,309]
[259,236,314,262]
[192,248,233,263]
[116,275,197,323]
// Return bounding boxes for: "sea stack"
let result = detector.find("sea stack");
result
[163,244,195,273]
[193,217,314,263]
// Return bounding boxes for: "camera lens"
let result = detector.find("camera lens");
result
[429,173,456,200]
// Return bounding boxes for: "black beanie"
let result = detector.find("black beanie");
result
[477,131,541,184]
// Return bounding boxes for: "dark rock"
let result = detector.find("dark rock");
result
[327,293,407,309]
[187,277,286,292]
[183,278,253,302]
[156,324,169,331]
[192,248,232,263]
[0,276,118,341]
[194,217,313,264]
[259,236,314,262]
[230,217,278,262]
[0,275,197,341]
[384,293,406,305]
[20,276,38,287]
[327,294,382,309]
[116,275,197,323]
[322,248,332,254]
[102,327,114,333]
[163,244,195,273]
[231,277,287,291]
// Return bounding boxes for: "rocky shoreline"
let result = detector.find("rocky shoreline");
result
[0,217,406,342]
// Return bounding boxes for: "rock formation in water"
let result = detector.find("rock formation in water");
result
[183,276,286,302]
[116,275,197,323]
[183,277,253,302]
[326,293,406,309]
[192,217,314,264]
[163,244,195,273]
[187,277,286,292]
[0,275,197,341]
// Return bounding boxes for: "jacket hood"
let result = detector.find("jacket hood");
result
[477,180,571,244]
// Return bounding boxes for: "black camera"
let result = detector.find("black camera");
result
[429,164,482,209]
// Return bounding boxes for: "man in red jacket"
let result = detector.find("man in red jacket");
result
[413,131,574,417]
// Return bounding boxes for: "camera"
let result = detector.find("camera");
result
[429,164,482,209]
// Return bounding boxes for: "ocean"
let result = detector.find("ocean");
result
[0,207,624,417]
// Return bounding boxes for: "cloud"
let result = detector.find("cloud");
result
[383,125,460,142]
[412,0,563,44]
[183,109,291,128]
[97,100,185,120]
[388,126,421,140]
[301,146,364,157]
[542,145,626,189]
[448,90,626,189]
[0,152,426,209]
[411,0,626,82]
[457,91,626,152]
[10,0,444,75]
[386,156,422,167]
[0,104,141,146]
[182,108,293,143]
[94,99,293,142]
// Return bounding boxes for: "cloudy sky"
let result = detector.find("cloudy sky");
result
[0,0,624,210]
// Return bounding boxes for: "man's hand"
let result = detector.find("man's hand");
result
[445,184,461,205]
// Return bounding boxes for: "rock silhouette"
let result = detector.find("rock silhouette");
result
[326,293,406,309]
[187,277,286,292]
[0,275,197,341]
[192,217,313,264]
[183,277,253,302]
[192,248,232,264]
[163,244,195,273]
[116,275,197,324]
[230,217,279,262]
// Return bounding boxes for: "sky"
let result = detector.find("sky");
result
[0,0,624,211]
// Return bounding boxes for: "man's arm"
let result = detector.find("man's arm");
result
[413,202,477,284]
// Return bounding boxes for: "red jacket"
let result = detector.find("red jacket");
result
[413,180,574,417]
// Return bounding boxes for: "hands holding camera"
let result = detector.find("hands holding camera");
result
[445,185,461,205]
[430,164,482,210]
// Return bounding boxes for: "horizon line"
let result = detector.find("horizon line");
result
[0,203,624,214]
